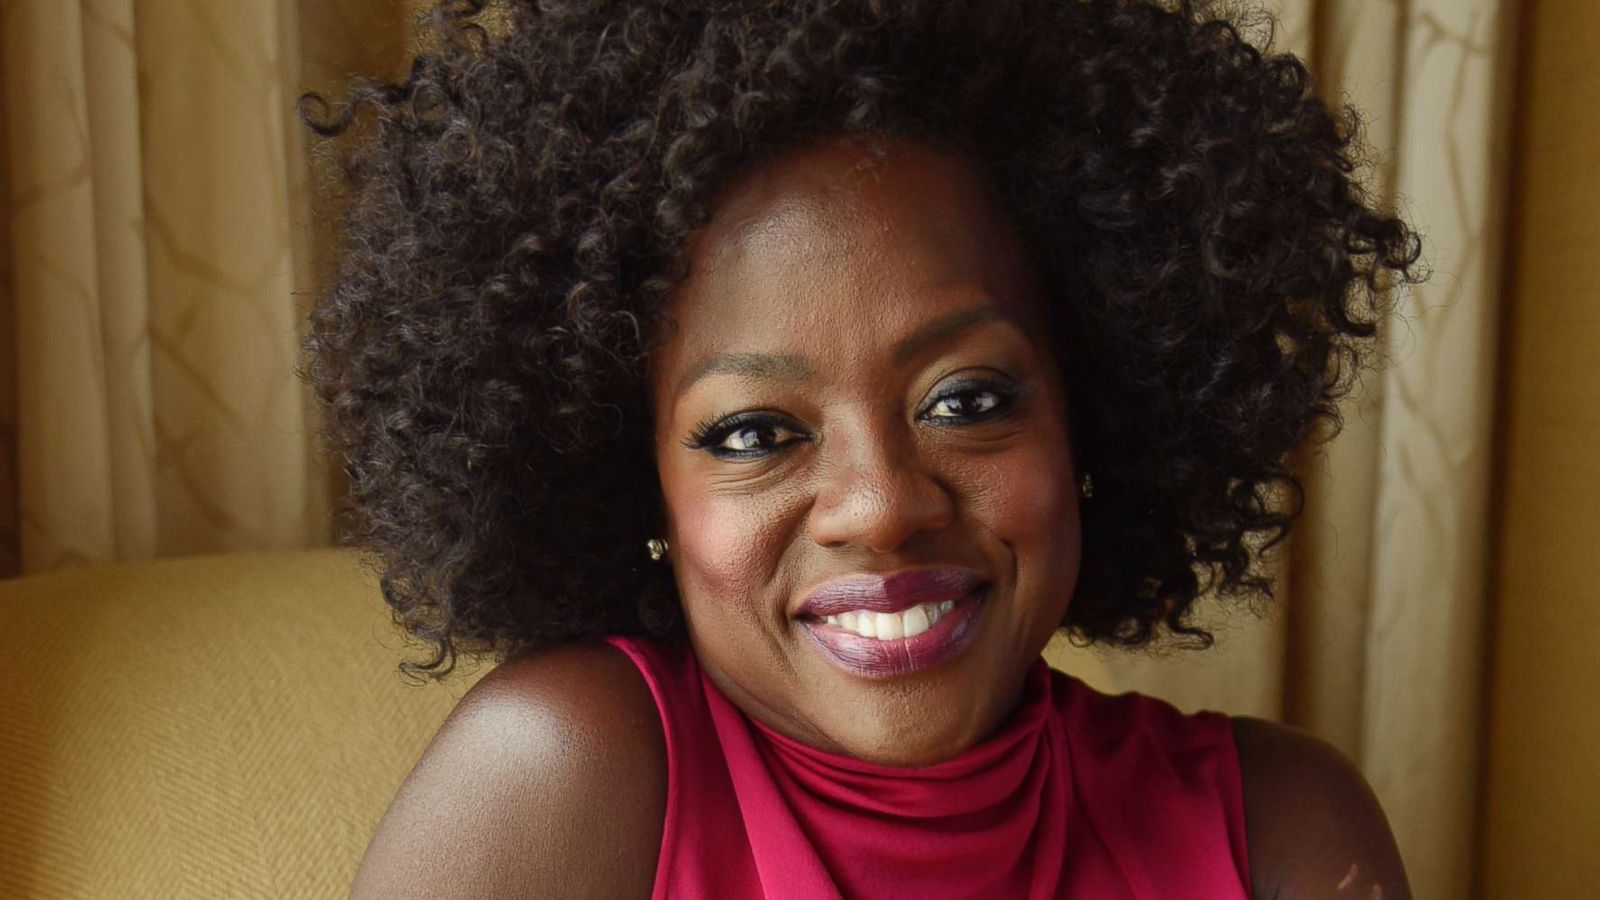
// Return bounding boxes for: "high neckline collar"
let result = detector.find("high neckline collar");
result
[715,657,1058,819]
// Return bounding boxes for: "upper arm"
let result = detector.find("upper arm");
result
[348,642,667,900]
[1230,716,1412,900]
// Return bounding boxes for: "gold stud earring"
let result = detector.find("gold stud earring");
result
[1078,471,1094,499]
[646,537,669,561]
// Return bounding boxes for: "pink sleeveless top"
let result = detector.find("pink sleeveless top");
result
[602,635,1253,899]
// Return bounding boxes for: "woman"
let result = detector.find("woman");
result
[301,0,1424,896]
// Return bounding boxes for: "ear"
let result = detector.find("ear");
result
[1230,716,1413,900]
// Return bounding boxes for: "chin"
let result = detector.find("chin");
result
[800,652,1013,768]
[821,705,990,768]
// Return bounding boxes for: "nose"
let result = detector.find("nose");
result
[806,425,957,554]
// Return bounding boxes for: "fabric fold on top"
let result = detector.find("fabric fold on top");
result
[707,658,1077,898]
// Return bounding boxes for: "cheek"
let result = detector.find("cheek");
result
[966,438,1079,549]
[972,428,1082,628]
[664,481,783,611]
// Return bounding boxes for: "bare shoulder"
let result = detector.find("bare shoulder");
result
[1229,716,1412,900]
[348,641,667,900]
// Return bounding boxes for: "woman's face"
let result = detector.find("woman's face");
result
[649,135,1082,767]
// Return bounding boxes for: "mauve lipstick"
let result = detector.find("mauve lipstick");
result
[795,567,990,678]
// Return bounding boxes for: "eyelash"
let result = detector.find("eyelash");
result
[681,379,1023,460]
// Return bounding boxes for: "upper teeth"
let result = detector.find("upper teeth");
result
[821,599,957,640]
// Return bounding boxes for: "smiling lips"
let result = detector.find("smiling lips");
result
[797,567,990,678]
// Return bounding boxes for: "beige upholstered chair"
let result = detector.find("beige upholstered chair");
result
[0,548,489,899]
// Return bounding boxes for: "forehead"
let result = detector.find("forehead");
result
[652,135,1045,389]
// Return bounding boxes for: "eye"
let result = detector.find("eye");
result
[920,379,1019,423]
[683,412,808,460]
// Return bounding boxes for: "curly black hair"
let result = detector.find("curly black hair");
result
[298,0,1426,682]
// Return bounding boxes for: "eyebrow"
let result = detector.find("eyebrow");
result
[673,352,812,403]
[890,302,1001,365]
[671,302,1003,403]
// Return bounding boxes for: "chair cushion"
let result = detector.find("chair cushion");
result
[0,548,488,899]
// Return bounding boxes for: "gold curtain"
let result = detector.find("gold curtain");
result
[1477,0,1600,895]
[3,1,1584,898]
[0,0,412,575]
